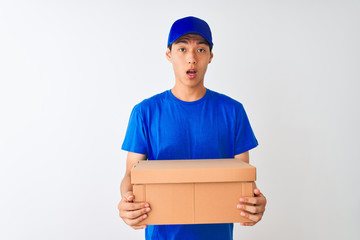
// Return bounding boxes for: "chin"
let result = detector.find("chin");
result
[186,82,203,88]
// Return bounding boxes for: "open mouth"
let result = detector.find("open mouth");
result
[186,69,197,79]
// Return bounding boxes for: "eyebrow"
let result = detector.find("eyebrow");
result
[174,38,208,45]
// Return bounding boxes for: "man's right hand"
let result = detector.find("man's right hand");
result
[118,191,151,230]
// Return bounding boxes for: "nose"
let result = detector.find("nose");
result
[187,51,197,64]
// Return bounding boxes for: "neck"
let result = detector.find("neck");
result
[171,84,207,102]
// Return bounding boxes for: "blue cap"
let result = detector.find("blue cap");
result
[167,16,213,48]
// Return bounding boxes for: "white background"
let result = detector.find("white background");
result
[1,0,359,239]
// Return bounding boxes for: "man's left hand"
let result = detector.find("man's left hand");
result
[237,188,266,226]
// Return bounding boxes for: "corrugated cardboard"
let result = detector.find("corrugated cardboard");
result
[131,158,256,225]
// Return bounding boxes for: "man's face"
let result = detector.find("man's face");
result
[166,34,213,89]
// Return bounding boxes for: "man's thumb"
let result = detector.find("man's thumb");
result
[123,191,134,201]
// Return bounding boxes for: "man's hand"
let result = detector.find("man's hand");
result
[237,188,266,226]
[118,191,151,230]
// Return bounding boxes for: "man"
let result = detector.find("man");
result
[118,16,266,240]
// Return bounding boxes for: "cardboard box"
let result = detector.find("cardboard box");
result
[131,158,256,225]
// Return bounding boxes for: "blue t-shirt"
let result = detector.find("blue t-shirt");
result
[122,89,258,240]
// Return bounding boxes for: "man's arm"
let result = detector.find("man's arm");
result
[235,151,267,226]
[118,152,150,230]
[234,151,249,163]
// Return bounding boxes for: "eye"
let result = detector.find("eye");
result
[197,49,205,53]
[179,48,186,52]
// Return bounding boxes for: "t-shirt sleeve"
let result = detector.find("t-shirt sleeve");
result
[121,104,148,155]
[234,103,258,155]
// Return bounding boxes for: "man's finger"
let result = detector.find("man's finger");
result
[240,193,266,205]
[132,225,147,230]
[240,222,255,226]
[240,211,263,223]
[125,207,151,219]
[122,202,149,211]
[237,204,264,214]
[123,191,134,202]
[126,212,149,226]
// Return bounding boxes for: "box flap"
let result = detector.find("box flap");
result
[131,158,256,184]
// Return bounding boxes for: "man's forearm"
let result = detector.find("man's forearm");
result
[120,152,147,198]
[120,174,132,198]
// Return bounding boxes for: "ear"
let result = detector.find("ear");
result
[209,51,214,63]
[166,48,172,62]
